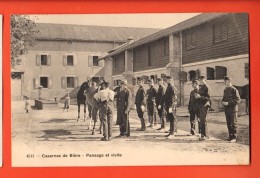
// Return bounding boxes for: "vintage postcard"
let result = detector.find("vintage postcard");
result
[11,13,250,167]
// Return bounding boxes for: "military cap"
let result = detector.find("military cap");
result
[100,81,109,87]
[224,76,231,81]
[157,78,163,82]
[198,75,206,80]
[137,77,144,81]
[192,80,199,84]
[120,80,127,85]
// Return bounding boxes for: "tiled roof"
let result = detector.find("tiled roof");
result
[34,23,161,42]
[100,13,226,59]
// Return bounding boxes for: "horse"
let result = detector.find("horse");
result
[84,83,103,135]
[234,84,249,114]
[76,80,91,122]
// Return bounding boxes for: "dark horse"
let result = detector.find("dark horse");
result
[76,80,91,121]
[234,84,249,115]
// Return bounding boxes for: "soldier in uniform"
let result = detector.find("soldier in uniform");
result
[188,80,200,135]
[222,76,241,143]
[146,79,157,129]
[94,81,114,141]
[195,75,211,141]
[156,78,167,131]
[164,76,178,139]
[115,80,132,137]
[135,77,146,131]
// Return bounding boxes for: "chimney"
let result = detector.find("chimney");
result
[127,37,134,44]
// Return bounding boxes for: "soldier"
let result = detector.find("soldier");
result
[195,75,211,141]
[94,81,114,141]
[135,77,146,131]
[188,80,200,135]
[164,76,178,139]
[146,79,157,129]
[222,76,241,143]
[156,78,167,132]
[115,80,132,137]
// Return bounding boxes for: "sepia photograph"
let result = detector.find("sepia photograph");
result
[11,13,250,167]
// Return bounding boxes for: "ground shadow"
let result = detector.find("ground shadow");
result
[40,118,75,124]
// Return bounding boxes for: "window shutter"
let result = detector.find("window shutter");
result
[63,55,67,66]
[74,77,79,88]
[48,77,53,89]
[47,55,51,66]
[195,69,200,80]
[245,63,249,78]
[206,67,215,80]
[61,77,66,89]
[36,55,40,66]
[88,56,93,67]
[73,55,77,66]
[34,78,39,89]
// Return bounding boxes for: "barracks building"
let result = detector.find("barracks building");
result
[100,13,249,107]
[11,23,160,100]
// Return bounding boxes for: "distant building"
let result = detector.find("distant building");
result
[100,13,249,107]
[11,23,160,100]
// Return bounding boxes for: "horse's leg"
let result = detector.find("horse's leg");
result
[87,104,93,130]
[91,107,97,135]
[77,103,80,122]
[84,103,87,122]
[98,110,103,134]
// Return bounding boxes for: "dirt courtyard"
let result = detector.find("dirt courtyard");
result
[12,101,250,167]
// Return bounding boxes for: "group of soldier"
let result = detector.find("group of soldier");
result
[92,74,241,143]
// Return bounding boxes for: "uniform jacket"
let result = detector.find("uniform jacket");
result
[188,88,199,112]
[135,86,146,106]
[156,84,166,106]
[164,83,178,108]
[197,84,211,107]
[116,88,132,112]
[146,86,157,104]
[222,86,241,112]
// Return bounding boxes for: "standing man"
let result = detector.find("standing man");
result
[188,80,200,135]
[164,76,178,139]
[222,76,241,143]
[115,80,132,137]
[135,77,146,131]
[195,75,211,141]
[94,81,114,141]
[156,78,167,132]
[146,79,157,129]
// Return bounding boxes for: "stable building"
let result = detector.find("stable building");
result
[100,13,249,106]
[11,23,160,100]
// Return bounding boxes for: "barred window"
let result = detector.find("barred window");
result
[215,66,227,80]
[213,21,228,43]
[206,67,215,80]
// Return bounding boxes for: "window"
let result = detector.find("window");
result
[206,67,215,80]
[213,21,228,43]
[215,66,227,80]
[40,77,48,88]
[93,56,99,66]
[66,77,75,88]
[245,63,249,78]
[41,55,48,65]
[67,55,74,66]
[148,45,152,66]
[114,57,118,68]
[36,54,51,66]
[61,77,78,89]
[186,31,197,50]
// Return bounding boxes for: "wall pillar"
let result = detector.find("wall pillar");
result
[123,49,134,84]
[166,33,183,105]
